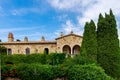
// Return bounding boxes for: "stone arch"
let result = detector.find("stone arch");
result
[72,45,80,54]
[25,48,30,55]
[34,48,38,53]
[44,48,49,54]
[8,48,12,55]
[63,45,71,54]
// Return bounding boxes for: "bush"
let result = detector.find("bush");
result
[47,53,66,65]
[0,46,7,55]
[73,55,96,65]
[1,54,25,65]
[24,54,45,64]
[16,63,54,80]
[67,64,115,80]
[16,63,65,80]
[52,65,64,78]
[1,64,17,80]
[1,53,66,65]
[61,55,96,70]
[16,63,30,80]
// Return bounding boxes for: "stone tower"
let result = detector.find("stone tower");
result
[8,32,14,42]
[24,36,28,42]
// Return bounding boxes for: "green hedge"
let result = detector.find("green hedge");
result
[0,46,7,55]
[1,63,62,80]
[1,53,115,80]
[16,63,53,80]
[1,64,17,80]
[24,54,47,64]
[47,53,66,65]
[67,64,115,80]
[1,53,66,65]
[1,63,115,80]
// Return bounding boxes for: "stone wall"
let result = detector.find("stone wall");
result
[0,33,82,55]
[56,34,82,54]
[1,42,57,54]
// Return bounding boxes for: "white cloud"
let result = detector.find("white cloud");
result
[0,26,45,34]
[78,0,120,25]
[10,7,41,16]
[0,6,7,16]
[55,20,84,37]
[47,0,96,12]
[48,0,120,39]
[47,0,80,10]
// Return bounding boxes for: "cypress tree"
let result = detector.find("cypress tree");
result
[97,13,108,75]
[97,10,120,78]
[80,22,89,57]
[80,20,97,61]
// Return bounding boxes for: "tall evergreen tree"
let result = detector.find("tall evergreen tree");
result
[80,20,97,61]
[97,10,120,78]
[80,22,89,57]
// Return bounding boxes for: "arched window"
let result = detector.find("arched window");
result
[72,45,80,54]
[26,48,30,55]
[8,48,12,55]
[63,45,71,54]
[44,48,49,54]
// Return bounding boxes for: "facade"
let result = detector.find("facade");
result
[0,31,82,55]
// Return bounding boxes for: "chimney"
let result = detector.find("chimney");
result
[60,32,64,36]
[24,36,28,42]
[8,32,14,42]
[41,36,45,41]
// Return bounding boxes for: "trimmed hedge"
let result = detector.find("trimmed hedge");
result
[1,53,66,65]
[1,64,17,80]
[1,63,115,80]
[67,64,115,80]
[1,54,26,65]
[16,63,53,80]
[47,53,66,65]
[1,53,115,80]
[1,63,62,80]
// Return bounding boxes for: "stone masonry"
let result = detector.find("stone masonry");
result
[0,31,82,55]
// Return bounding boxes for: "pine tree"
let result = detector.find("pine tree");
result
[80,20,97,61]
[97,10,120,78]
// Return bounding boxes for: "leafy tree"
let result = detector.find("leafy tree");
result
[0,46,7,55]
[97,9,120,78]
[80,20,97,61]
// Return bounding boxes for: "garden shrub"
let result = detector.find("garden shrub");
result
[1,53,66,65]
[16,63,30,80]
[28,63,53,80]
[0,46,7,55]
[61,55,96,72]
[16,63,54,80]
[67,64,115,80]
[73,55,96,65]
[1,64,17,80]
[52,65,64,78]
[16,63,64,80]
[1,54,25,65]
[10,54,26,64]
[24,54,44,64]
[40,53,47,64]
[47,53,66,65]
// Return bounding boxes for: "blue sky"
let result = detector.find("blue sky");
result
[0,0,120,42]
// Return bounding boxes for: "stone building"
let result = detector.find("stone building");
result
[0,31,82,55]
